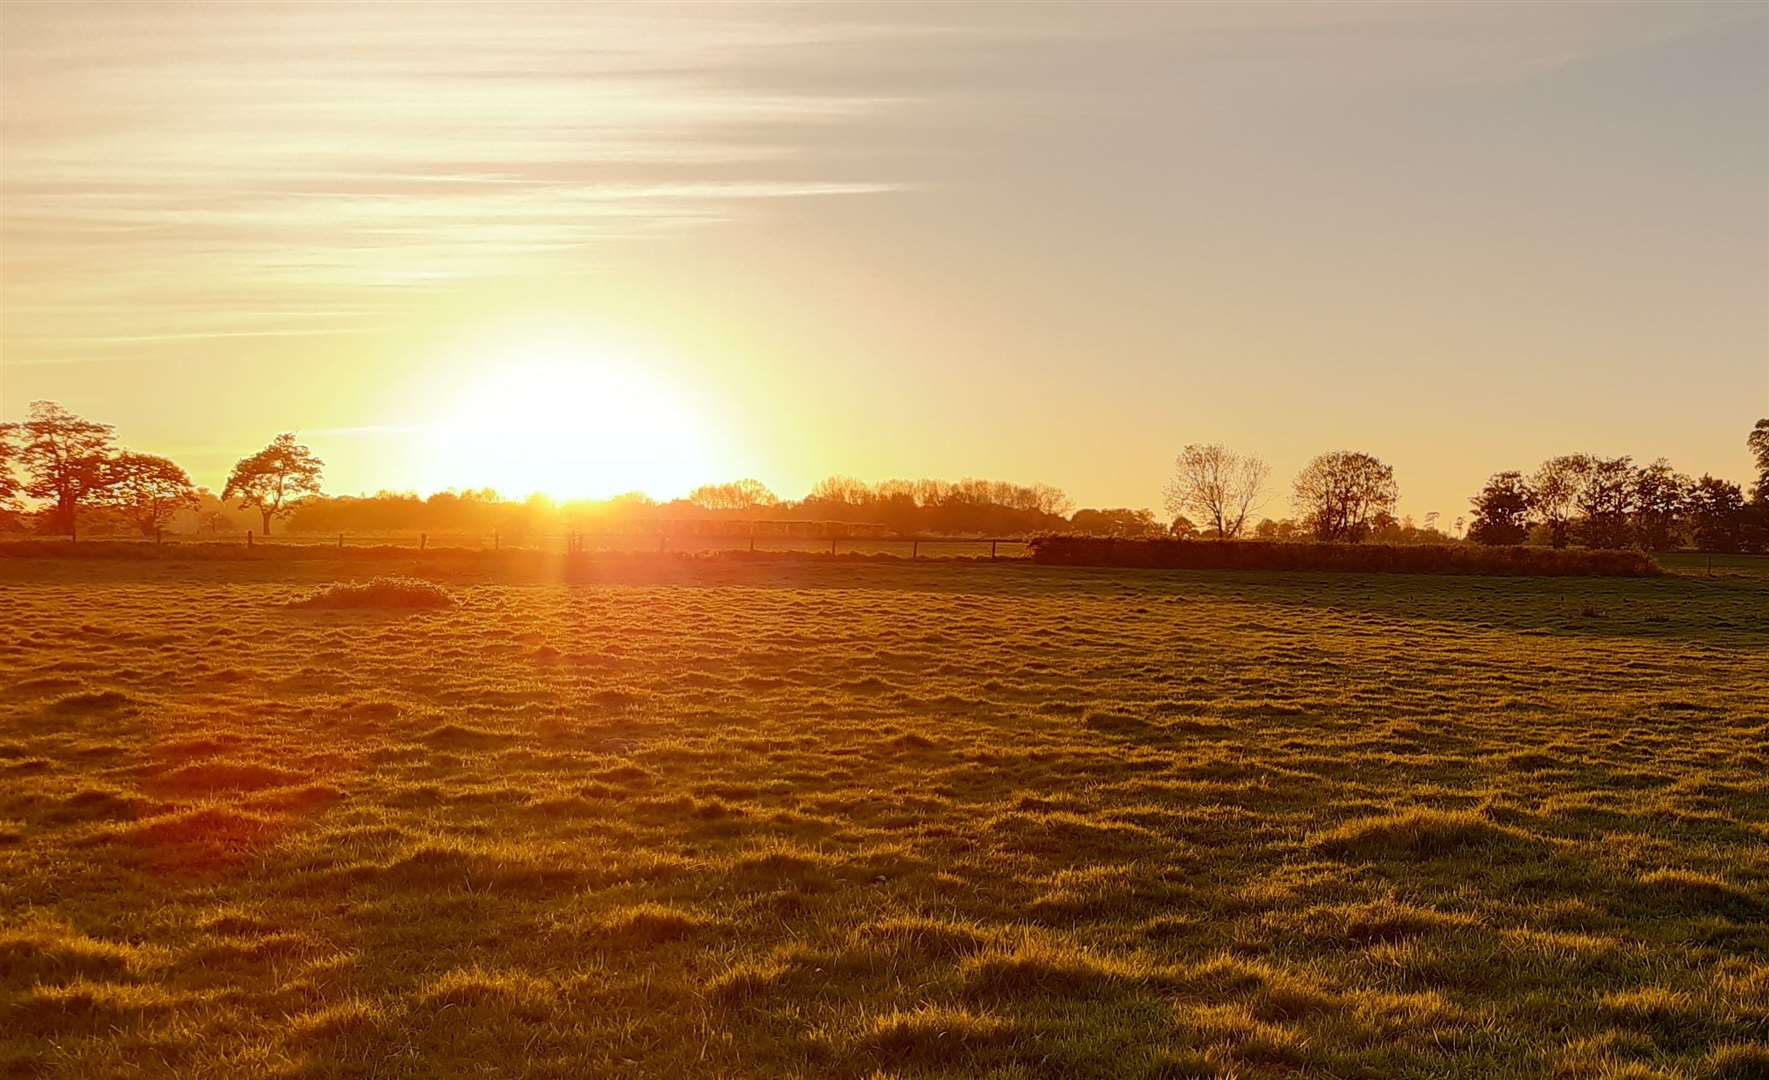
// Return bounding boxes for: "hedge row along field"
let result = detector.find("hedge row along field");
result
[1028,537,1663,577]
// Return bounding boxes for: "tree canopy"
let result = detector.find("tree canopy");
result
[222,434,324,536]
[1292,451,1399,543]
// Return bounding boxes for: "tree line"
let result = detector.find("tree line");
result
[3,400,1766,553]
[0,402,322,540]
[1465,431,1769,553]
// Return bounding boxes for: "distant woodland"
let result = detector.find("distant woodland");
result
[3,403,1767,554]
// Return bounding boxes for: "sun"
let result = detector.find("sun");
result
[418,336,714,501]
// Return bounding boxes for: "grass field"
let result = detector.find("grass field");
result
[2,553,1765,1079]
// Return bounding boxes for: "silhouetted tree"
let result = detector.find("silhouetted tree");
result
[1467,471,1532,546]
[1575,456,1634,549]
[1169,514,1197,539]
[1292,451,1398,542]
[16,401,117,540]
[105,452,198,537]
[1528,454,1590,549]
[1162,444,1268,539]
[222,433,323,536]
[1686,475,1746,553]
[808,475,870,506]
[0,423,21,512]
[1750,419,1769,503]
[1068,507,1164,538]
[688,479,778,512]
[1630,458,1688,552]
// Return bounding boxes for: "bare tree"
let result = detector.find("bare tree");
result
[222,433,324,536]
[1162,444,1269,539]
[105,452,199,537]
[16,401,117,540]
[688,479,778,512]
[1291,451,1399,543]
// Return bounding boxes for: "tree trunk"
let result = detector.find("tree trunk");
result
[260,510,273,537]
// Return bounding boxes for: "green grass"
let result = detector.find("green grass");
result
[1,553,1764,1078]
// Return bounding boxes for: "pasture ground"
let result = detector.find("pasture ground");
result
[1,552,1765,1079]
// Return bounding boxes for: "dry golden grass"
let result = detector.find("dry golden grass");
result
[1,552,1764,1078]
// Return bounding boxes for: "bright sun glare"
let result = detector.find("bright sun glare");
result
[419,337,713,502]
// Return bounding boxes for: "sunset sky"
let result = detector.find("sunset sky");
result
[3,1,1765,519]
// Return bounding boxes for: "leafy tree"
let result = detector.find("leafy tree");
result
[1575,456,1634,549]
[1467,471,1532,546]
[16,401,117,540]
[1162,444,1269,539]
[1630,458,1688,552]
[1750,418,1769,503]
[1686,475,1746,553]
[687,479,778,512]
[1291,451,1398,543]
[1169,514,1197,539]
[105,452,199,537]
[222,433,323,536]
[1528,454,1590,549]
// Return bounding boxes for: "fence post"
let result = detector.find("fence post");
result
[246,530,253,548]
[420,533,427,550]
[831,537,837,555]
[338,533,344,549]
[749,524,755,553]
[991,540,998,560]
[912,539,918,560]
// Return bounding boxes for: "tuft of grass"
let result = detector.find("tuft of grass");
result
[0,922,160,983]
[1708,1043,1769,1080]
[287,576,455,609]
[592,903,713,944]
[854,1005,1018,1065]
[1310,808,1529,859]
[1635,869,1758,916]
[705,959,790,1003]
[855,917,998,958]
[416,966,552,1016]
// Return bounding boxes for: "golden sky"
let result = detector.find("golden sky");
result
[3,1,1765,517]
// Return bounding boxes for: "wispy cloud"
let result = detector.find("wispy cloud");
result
[2,2,936,355]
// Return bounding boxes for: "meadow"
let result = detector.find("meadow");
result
[1,551,1764,1079]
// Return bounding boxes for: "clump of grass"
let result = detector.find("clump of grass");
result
[417,966,551,1016]
[855,1005,1018,1065]
[287,576,455,610]
[46,689,135,715]
[705,958,790,1003]
[593,903,713,944]
[855,916,998,958]
[1635,869,1758,916]
[1310,808,1528,859]
[1708,1043,1769,1080]
[0,922,161,983]
[286,997,388,1042]
[960,938,1168,998]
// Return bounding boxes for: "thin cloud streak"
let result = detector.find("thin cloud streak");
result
[1,2,930,349]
